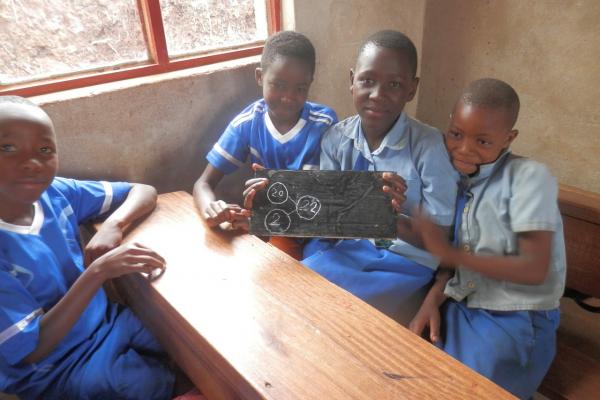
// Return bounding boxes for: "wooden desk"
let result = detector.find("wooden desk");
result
[109,191,513,400]
[539,184,600,400]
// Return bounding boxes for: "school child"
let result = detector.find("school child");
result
[409,78,566,399]
[0,96,177,399]
[298,30,458,323]
[193,30,338,237]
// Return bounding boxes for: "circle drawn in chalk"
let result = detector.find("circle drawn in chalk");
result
[264,209,291,233]
[296,195,321,220]
[267,182,288,204]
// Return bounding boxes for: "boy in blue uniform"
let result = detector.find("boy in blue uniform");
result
[0,96,176,399]
[300,30,458,323]
[194,31,337,234]
[409,79,565,399]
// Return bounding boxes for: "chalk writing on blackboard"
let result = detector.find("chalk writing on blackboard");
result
[249,170,397,239]
[262,185,323,233]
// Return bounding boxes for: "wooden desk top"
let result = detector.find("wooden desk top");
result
[111,191,513,400]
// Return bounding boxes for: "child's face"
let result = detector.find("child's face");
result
[351,45,418,138]
[256,56,313,127]
[0,105,58,207]
[445,101,518,175]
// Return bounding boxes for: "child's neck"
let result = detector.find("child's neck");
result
[0,201,35,226]
[362,121,397,152]
[268,111,301,135]
[361,118,398,152]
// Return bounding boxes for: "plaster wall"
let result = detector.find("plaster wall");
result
[33,59,261,200]
[25,1,599,195]
[289,0,426,119]
[417,0,600,191]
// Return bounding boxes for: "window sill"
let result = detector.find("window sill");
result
[31,55,260,106]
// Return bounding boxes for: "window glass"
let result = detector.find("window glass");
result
[160,0,268,58]
[0,0,148,86]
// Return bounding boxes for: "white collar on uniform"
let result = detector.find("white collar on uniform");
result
[264,111,307,144]
[0,201,44,235]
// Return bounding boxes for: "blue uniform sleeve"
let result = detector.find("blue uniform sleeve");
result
[319,125,342,171]
[510,161,560,232]
[0,269,43,365]
[301,104,338,171]
[206,119,250,174]
[51,177,132,224]
[313,105,338,126]
[413,131,459,226]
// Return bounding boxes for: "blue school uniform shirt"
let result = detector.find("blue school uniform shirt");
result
[0,177,131,396]
[444,151,567,311]
[207,99,337,172]
[320,112,458,269]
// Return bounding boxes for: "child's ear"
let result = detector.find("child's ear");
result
[406,76,420,102]
[349,68,355,92]
[255,68,263,86]
[506,129,519,146]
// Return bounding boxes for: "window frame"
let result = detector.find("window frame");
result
[0,0,281,97]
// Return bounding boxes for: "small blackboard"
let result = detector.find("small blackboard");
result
[249,170,397,239]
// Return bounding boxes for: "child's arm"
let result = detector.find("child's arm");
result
[381,172,452,248]
[193,165,249,229]
[414,213,553,285]
[395,214,452,249]
[24,242,165,363]
[409,268,452,343]
[85,183,157,265]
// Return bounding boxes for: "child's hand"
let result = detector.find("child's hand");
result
[243,162,269,210]
[409,298,442,344]
[204,200,249,229]
[412,211,457,266]
[84,221,123,267]
[243,177,269,210]
[88,242,166,280]
[251,163,265,172]
[381,172,407,213]
[218,208,252,231]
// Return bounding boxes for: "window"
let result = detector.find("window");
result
[0,0,280,96]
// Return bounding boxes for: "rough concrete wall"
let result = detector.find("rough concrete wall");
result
[290,0,426,119]
[417,0,600,192]
[33,60,261,201]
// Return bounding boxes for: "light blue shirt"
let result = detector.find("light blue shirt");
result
[320,113,458,269]
[207,99,337,173]
[444,151,567,311]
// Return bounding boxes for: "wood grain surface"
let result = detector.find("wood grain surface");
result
[558,184,600,298]
[107,191,514,400]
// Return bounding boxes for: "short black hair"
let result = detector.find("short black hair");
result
[0,95,54,132]
[261,31,316,75]
[358,30,418,77]
[0,95,36,106]
[460,78,520,128]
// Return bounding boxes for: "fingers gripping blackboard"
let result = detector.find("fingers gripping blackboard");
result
[249,170,397,239]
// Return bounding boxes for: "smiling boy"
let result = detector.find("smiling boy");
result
[301,30,458,324]
[410,79,565,399]
[193,31,337,233]
[0,96,177,399]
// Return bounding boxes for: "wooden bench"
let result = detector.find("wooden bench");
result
[539,184,600,400]
[102,191,513,400]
